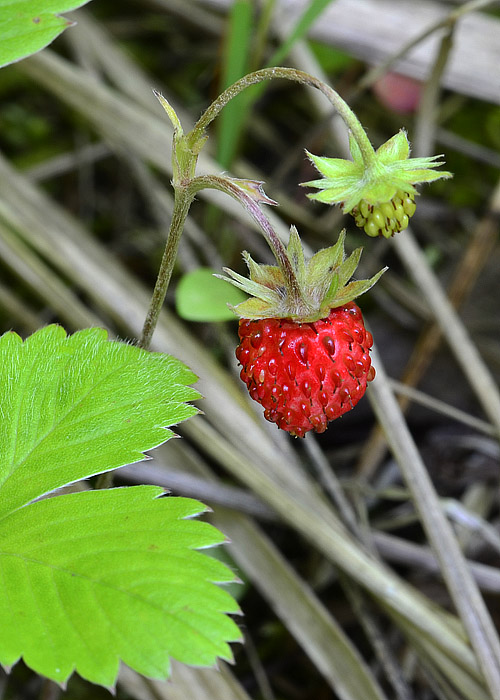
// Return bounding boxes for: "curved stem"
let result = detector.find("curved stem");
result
[190,67,376,166]
[188,175,305,309]
[140,67,372,348]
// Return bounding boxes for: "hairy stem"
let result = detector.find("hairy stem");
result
[139,185,195,350]
[140,67,370,346]
[190,67,375,166]
[190,175,307,312]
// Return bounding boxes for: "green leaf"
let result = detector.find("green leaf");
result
[0,0,92,69]
[0,325,199,518]
[0,326,240,687]
[176,268,248,321]
[0,485,241,686]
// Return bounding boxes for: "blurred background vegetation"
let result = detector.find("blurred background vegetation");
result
[1,1,500,698]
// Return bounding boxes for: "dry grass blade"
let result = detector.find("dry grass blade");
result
[388,380,496,436]
[0,281,41,333]
[356,176,500,478]
[216,511,389,700]
[118,662,253,700]
[185,420,481,690]
[368,345,500,695]
[374,531,500,595]
[393,230,500,439]
[69,10,193,121]
[0,220,98,330]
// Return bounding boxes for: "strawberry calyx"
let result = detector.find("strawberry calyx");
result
[302,130,452,236]
[218,228,385,324]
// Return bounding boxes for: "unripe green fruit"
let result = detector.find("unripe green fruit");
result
[304,130,451,237]
[351,190,416,238]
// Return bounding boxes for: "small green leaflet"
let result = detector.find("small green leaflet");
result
[0,0,92,69]
[0,325,241,686]
[176,268,246,321]
[0,486,241,686]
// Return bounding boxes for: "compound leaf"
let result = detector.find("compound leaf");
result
[0,325,200,517]
[0,485,241,686]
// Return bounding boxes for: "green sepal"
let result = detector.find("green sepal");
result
[305,150,360,179]
[348,132,364,166]
[218,267,279,304]
[242,252,284,288]
[230,297,279,319]
[287,226,307,284]
[376,129,409,163]
[307,247,340,292]
[219,229,385,322]
[302,129,452,219]
[337,247,362,289]
[322,274,340,307]
[306,228,346,289]
[228,179,278,207]
[331,268,387,308]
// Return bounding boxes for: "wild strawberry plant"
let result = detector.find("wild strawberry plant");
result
[155,67,449,435]
[221,230,382,436]
[0,19,450,691]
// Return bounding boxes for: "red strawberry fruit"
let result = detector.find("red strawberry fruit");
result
[220,228,385,437]
[236,303,374,437]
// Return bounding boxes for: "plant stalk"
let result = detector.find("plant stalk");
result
[190,66,376,166]
[190,174,307,312]
[139,185,195,350]
[141,67,374,346]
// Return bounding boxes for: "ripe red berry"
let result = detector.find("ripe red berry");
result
[220,228,384,437]
[236,302,375,438]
